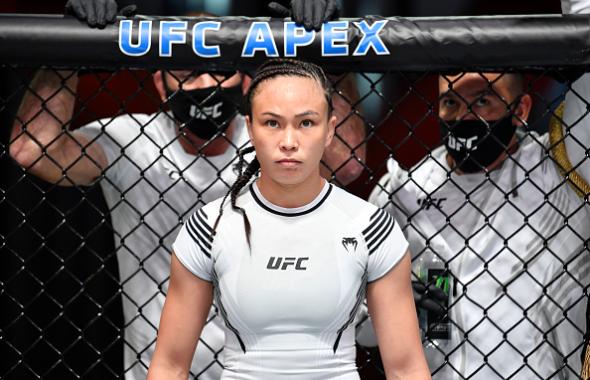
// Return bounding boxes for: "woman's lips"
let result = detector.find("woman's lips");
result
[276,159,301,167]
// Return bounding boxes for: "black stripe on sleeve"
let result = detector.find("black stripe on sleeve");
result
[363,211,389,243]
[361,208,397,256]
[368,216,395,255]
[369,208,382,221]
[188,217,212,250]
[191,214,214,244]
[196,209,215,236]
[185,212,214,258]
[186,220,212,258]
[367,214,393,248]
[362,209,386,236]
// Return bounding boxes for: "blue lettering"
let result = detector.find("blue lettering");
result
[241,22,279,57]
[322,21,349,56]
[284,22,315,57]
[118,20,152,57]
[353,20,389,56]
[192,21,221,57]
[159,21,187,57]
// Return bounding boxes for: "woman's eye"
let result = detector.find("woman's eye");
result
[265,120,279,128]
[301,119,314,128]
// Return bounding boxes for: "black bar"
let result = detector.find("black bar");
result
[1,13,590,72]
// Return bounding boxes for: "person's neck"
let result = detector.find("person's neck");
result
[256,173,326,209]
[177,119,236,156]
[446,135,519,175]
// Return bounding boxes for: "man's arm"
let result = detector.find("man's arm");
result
[9,70,106,186]
[321,73,366,186]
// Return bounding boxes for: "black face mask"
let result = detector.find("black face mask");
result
[165,83,243,140]
[440,117,517,173]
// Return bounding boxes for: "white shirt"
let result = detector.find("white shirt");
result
[78,112,250,380]
[370,130,590,379]
[174,181,409,379]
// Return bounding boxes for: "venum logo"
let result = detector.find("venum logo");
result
[342,237,358,253]
[266,256,308,271]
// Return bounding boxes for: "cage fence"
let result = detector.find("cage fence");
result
[1,14,590,380]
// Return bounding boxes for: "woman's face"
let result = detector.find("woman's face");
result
[246,75,336,187]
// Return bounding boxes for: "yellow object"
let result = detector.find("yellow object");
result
[583,344,590,380]
[548,102,590,198]
[550,102,590,379]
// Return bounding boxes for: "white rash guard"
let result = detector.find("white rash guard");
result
[173,181,409,379]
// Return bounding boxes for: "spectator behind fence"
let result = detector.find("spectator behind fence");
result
[8,1,365,379]
[147,57,431,380]
[368,1,590,377]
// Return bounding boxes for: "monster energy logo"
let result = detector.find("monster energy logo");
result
[427,269,452,340]
[433,273,450,294]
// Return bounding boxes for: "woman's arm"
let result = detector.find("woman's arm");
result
[147,253,214,380]
[367,251,431,380]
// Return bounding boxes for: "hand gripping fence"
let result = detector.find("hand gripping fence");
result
[1,13,590,380]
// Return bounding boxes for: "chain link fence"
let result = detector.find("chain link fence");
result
[1,15,590,380]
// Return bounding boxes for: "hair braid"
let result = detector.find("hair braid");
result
[213,146,259,247]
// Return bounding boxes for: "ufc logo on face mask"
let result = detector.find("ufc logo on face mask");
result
[266,256,309,271]
[447,135,478,151]
[190,102,223,120]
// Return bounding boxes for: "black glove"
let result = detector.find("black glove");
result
[65,0,137,28]
[412,280,447,317]
[268,0,340,32]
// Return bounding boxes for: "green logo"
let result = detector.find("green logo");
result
[434,274,450,294]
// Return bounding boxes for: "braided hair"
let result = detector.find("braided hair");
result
[213,58,334,248]
[212,145,259,246]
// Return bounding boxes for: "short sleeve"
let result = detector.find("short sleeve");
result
[363,208,409,283]
[172,208,215,282]
[75,114,151,183]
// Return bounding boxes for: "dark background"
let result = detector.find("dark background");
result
[0,1,561,379]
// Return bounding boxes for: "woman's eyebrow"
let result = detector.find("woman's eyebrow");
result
[295,110,320,117]
[261,112,283,118]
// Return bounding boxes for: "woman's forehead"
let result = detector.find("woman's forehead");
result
[253,76,325,104]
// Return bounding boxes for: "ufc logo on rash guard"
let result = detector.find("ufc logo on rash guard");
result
[266,257,309,270]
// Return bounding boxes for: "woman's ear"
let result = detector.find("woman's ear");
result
[245,115,254,145]
[325,115,337,148]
